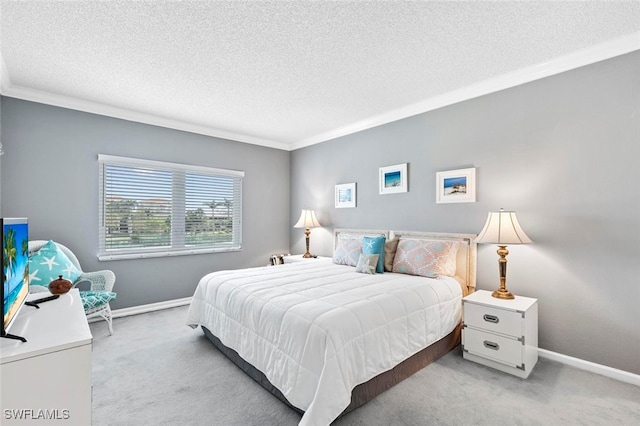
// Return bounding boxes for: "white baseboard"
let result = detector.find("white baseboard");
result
[113,297,193,318]
[87,296,192,323]
[92,297,639,387]
[538,348,640,387]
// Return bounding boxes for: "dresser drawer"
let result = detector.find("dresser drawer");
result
[463,327,523,367]
[464,302,524,337]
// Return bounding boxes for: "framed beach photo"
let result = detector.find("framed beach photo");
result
[379,163,408,195]
[436,168,476,203]
[335,183,356,208]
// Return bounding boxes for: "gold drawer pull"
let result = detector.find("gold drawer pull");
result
[483,314,499,324]
[483,340,500,351]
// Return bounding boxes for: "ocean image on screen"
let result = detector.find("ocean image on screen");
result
[443,176,467,196]
[3,222,28,323]
[384,171,402,188]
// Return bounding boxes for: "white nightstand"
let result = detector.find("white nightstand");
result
[462,289,538,378]
[283,255,328,263]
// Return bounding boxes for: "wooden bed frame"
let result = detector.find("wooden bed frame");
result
[201,229,477,418]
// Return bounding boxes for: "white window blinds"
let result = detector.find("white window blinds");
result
[98,155,243,260]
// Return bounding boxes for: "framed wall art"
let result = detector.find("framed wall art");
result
[335,183,356,208]
[436,167,476,203]
[379,163,408,195]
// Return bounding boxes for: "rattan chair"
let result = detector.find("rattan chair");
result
[28,240,117,334]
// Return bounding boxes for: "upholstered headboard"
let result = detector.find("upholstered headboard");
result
[333,228,477,295]
[334,228,389,244]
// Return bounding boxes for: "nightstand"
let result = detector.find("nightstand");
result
[462,289,538,378]
[283,255,328,263]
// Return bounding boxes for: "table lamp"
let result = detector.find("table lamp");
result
[475,209,532,299]
[294,209,321,258]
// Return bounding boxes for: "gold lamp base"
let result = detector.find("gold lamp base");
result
[492,245,515,300]
[492,288,515,300]
[302,227,313,258]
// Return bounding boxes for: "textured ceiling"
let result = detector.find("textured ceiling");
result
[1,1,640,150]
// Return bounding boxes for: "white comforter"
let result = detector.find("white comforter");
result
[186,258,462,426]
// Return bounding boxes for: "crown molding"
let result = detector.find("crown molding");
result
[2,32,639,152]
[0,81,290,151]
[291,32,640,150]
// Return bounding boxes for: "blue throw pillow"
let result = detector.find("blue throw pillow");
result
[28,240,82,286]
[362,236,385,273]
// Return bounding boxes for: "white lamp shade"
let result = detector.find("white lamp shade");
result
[294,209,321,228]
[475,210,532,245]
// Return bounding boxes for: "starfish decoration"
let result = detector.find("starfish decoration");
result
[63,264,77,278]
[364,262,376,274]
[40,255,59,271]
[29,268,41,282]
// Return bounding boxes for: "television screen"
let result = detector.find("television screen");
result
[2,218,29,340]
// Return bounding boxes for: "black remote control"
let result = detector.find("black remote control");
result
[30,294,60,304]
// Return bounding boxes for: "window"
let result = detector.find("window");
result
[98,155,243,260]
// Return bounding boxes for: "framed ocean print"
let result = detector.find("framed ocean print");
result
[335,183,356,208]
[379,163,408,195]
[436,167,476,203]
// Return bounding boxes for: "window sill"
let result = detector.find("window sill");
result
[98,246,241,261]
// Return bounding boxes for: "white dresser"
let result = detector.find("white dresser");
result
[0,289,92,424]
[462,289,538,378]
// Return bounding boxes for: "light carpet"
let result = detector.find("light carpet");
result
[91,306,640,425]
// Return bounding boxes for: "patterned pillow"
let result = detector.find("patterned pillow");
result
[333,235,363,266]
[392,238,459,277]
[28,240,82,286]
[362,236,385,273]
[355,253,379,275]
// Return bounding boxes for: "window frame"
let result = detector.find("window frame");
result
[98,154,243,261]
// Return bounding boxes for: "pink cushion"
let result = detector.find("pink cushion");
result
[333,236,362,266]
[392,238,459,277]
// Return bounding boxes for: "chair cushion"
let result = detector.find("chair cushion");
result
[28,240,82,286]
[80,291,117,311]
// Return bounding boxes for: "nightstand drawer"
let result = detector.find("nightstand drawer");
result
[464,302,523,337]
[463,328,523,367]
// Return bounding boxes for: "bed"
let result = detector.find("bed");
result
[186,229,476,425]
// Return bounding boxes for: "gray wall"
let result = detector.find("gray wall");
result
[290,51,640,375]
[1,98,291,309]
[2,51,638,375]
